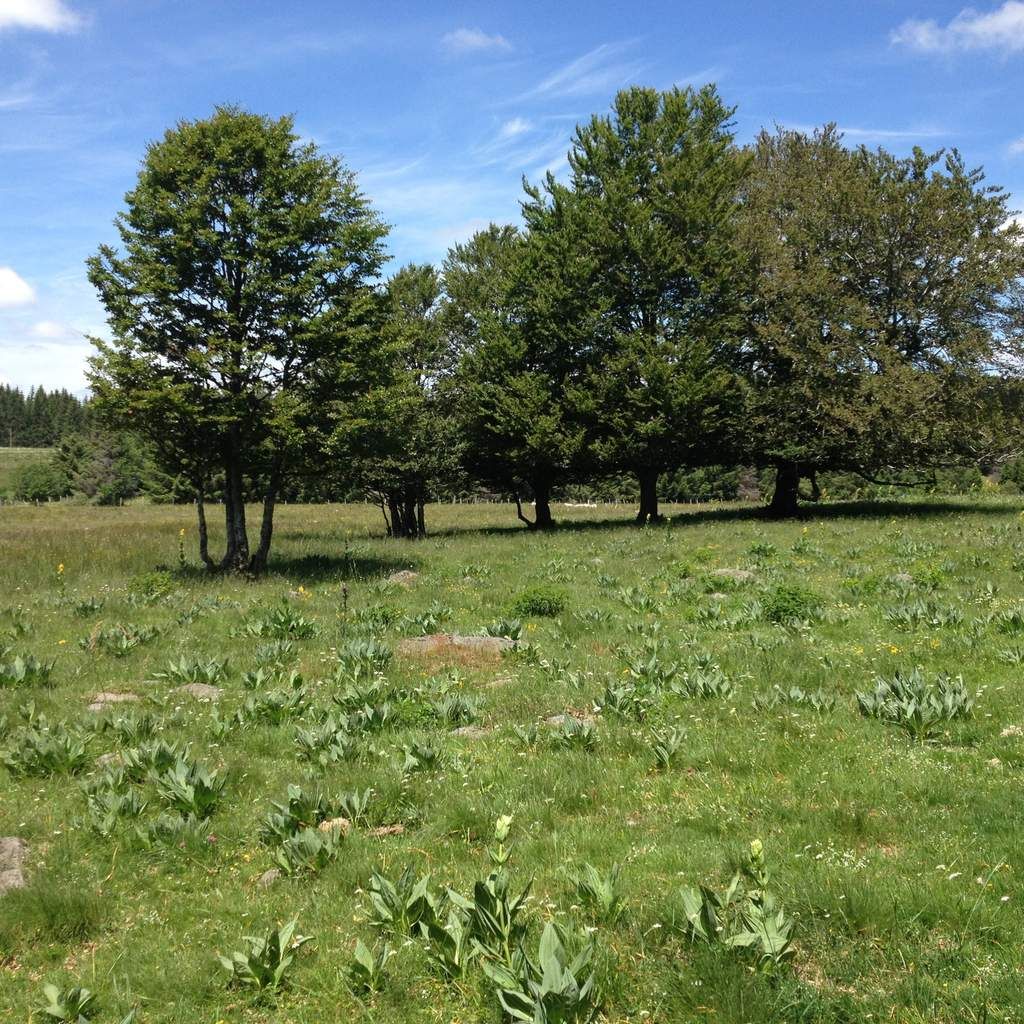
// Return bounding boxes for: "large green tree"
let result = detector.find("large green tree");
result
[525,85,748,522]
[338,263,463,538]
[87,106,387,571]
[445,224,586,529]
[742,126,1024,515]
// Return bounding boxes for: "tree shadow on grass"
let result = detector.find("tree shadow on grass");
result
[435,497,1021,539]
[265,551,419,584]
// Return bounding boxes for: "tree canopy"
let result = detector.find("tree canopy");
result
[87,106,388,570]
[66,90,1024,557]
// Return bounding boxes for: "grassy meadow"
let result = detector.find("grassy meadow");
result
[1,497,1023,1023]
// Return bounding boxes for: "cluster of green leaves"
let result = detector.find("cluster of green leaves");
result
[680,840,795,970]
[856,669,974,742]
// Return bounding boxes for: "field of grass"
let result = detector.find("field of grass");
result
[0,447,51,496]
[1,498,1023,1023]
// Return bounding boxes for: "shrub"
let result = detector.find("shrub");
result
[762,584,820,625]
[510,585,566,618]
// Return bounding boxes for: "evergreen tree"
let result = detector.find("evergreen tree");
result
[524,85,748,522]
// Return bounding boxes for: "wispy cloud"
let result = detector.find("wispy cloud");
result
[892,1,1024,54]
[0,266,35,306]
[527,41,646,99]
[441,27,512,55]
[1010,136,1024,154]
[0,0,81,33]
[836,125,949,142]
[499,117,532,139]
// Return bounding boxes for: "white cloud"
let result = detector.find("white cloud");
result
[0,0,81,33]
[892,1,1024,54]
[0,267,35,306]
[1010,136,1024,153]
[441,27,511,55]
[499,117,531,139]
[30,320,73,339]
[837,125,948,142]
[528,42,645,99]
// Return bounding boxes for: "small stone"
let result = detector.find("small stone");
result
[368,824,405,838]
[175,683,223,701]
[707,592,728,601]
[257,868,281,888]
[97,752,121,768]
[1001,724,1024,738]
[388,570,420,588]
[0,837,29,895]
[988,757,1002,768]
[711,568,755,583]
[450,725,490,740]
[87,692,141,712]
[318,817,351,836]
[891,572,915,585]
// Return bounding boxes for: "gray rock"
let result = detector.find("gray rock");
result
[318,816,351,836]
[0,837,28,895]
[87,691,141,713]
[175,683,223,701]
[397,634,513,660]
[388,570,420,588]
[257,868,281,888]
[711,568,756,583]
[450,725,491,740]
[544,711,596,727]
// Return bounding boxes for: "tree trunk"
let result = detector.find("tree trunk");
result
[767,461,801,517]
[220,455,249,571]
[514,477,556,530]
[533,477,554,529]
[635,468,661,523]
[386,497,400,537]
[196,490,214,571]
[248,465,281,574]
[416,499,426,538]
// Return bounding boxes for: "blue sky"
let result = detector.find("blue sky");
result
[1,0,1023,393]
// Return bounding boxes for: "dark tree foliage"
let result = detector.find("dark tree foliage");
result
[529,85,749,523]
[740,127,1024,515]
[0,386,89,447]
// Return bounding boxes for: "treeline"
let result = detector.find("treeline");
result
[52,89,1024,568]
[0,385,89,447]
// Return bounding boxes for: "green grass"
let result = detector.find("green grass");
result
[0,446,51,496]
[1,498,1023,1022]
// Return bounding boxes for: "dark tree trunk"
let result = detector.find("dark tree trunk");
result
[533,477,554,529]
[385,492,423,539]
[635,468,661,523]
[386,497,400,537]
[196,490,214,571]
[767,461,801,517]
[416,499,426,538]
[514,477,555,530]
[248,465,281,574]
[220,457,250,571]
[403,496,417,538]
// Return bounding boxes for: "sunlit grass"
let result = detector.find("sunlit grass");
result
[0,496,1022,1022]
